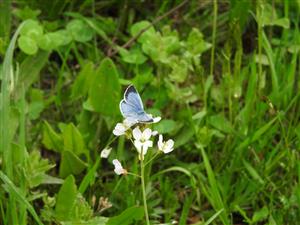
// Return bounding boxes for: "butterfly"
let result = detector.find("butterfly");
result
[119,85,159,124]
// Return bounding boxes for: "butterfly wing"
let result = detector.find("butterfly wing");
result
[124,85,144,111]
[120,100,153,123]
[120,85,154,123]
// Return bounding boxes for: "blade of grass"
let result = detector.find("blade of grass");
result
[200,147,229,225]
[0,21,25,224]
[0,171,44,225]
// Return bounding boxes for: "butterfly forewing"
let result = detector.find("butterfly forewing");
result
[120,85,154,123]
[124,85,144,111]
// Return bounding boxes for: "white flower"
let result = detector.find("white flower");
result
[157,135,174,154]
[147,114,161,123]
[133,127,153,158]
[113,119,135,136]
[100,147,112,158]
[152,130,158,136]
[112,159,127,175]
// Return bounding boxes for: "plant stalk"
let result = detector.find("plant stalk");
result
[140,156,150,225]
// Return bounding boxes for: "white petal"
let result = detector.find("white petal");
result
[124,118,136,127]
[152,116,161,123]
[152,130,158,136]
[100,147,112,158]
[133,127,142,140]
[157,135,164,150]
[163,139,174,153]
[113,123,126,136]
[142,128,152,140]
[134,140,142,153]
[112,159,124,175]
[144,140,153,151]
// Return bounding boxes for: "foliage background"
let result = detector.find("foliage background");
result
[1,0,300,224]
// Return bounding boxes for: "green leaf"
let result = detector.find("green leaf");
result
[59,150,87,178]
[66,19,94,43]
[25,150,55,188]
[153,119,177,134]
[187,28,211,56]
[62,217,108,225]
[119,47,147,64]
[15,50,49,99]
[88,57,121,116]
[42,121,63,153]
[20,19,43,41]
[243,160,265,185]
[55,175,77,221]
[62,123,87,156]
[71,61,95,100]
[208,114,233,134]
[38,30,71,50]
[106,206,144,225]
[13,6,41,20]
[252,206,269,223]
[18,35,38,55]
[130,20,155,43]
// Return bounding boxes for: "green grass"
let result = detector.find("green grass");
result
[1,0,300,224]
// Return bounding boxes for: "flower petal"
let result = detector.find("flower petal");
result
[152,116,161,123]
[142,128,152,140]
[157,135,164,151]
[113,123,126,136]
[164,139,174,153]
[152,130,158,136]
[100,147,112,158]
[112,159,124,175]
[133,127,142,140]
[134,140,142,153]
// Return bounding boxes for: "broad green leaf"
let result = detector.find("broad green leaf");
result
[28,88,45,120]
[71,61,95,100]
[66,19,94,43]
[62,123,87,156]
[153,119,177,134]
[130,20,155,43]
[42,121,63,153]
[88,57,121,116]
[55,175,77,221]
[208,114,233,134]
[106,206,144,225]
[119,47,147,64]
[38,30,71,50]
[18,35,38,55]
[59,150,87,178]
[14,50,49,100]
[20,19,43,41]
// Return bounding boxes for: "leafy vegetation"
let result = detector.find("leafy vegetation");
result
[1,0,300,224]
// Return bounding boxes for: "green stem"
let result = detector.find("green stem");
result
[140,157,150,225]
[144,151,160,167]
[210,0,218,76]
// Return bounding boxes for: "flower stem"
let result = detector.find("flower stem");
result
[140,157,150,225]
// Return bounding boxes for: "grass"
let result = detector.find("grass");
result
[1,0,300,224]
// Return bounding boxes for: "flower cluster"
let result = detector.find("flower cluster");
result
[110,119,174,175]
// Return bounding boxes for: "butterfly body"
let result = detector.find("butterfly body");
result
[119,85,154,123]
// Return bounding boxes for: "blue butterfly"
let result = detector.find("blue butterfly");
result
[119,85,154,123]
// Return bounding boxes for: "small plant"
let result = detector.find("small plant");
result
[102,85,174,224]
